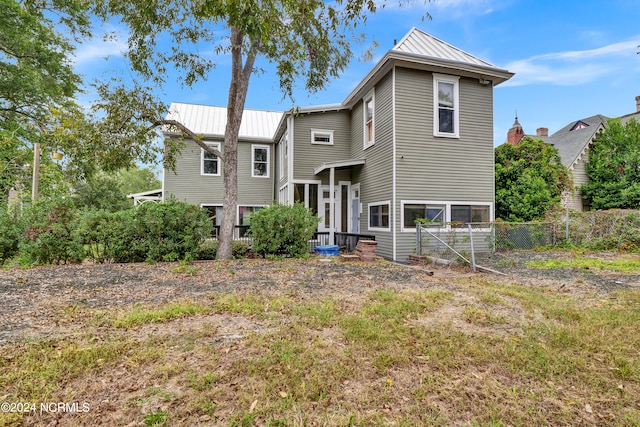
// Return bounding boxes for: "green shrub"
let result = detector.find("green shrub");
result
[194,239,249,260]
[91,202,211,263]
[19,196,84,265]
[73,202,212,263]
[134,201,212,262]
[74,209,131,263]
[0,203,26,264]
[248,203,319,258]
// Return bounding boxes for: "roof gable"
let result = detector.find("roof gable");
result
[547,115,608,168]
[393,27,498,69]
[342,28,513,107]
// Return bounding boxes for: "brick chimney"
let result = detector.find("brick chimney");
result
[636,95,640,112]
[536,127,548,137]
[507,115,524,145]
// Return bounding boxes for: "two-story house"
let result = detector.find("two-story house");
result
[162,28,514,261]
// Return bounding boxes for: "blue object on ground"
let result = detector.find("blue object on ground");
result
[314,245,339,256]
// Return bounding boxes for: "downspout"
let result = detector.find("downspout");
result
[287,115,294,204]
[329,166,335,245]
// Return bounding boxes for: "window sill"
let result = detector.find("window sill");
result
[368,227,389,232]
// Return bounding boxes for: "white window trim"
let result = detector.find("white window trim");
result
[278,133,286,179]
[251,144,270,178]
[237,205,266,226]
[201,204,224,224]
[368,200,390,232]
[433,74,460,138]
[401,200,493,232]
[310,129,334,145]
[363,88,375,149]
[201,142,221,176]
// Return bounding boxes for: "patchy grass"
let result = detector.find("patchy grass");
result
[1,262,640,426]
[527,255,640,273]
[111,301,210,328]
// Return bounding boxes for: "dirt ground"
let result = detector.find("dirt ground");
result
[1,252,638,346]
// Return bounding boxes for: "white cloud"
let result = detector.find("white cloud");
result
[502,38,640,87]
[429,0,498,18]
[73,38,125,66]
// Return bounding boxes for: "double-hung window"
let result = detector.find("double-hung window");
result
[201,142,221,176]
[368,201,389,231]
[433,74,460,138]
[363,89,375,148]
[252,145,270,178]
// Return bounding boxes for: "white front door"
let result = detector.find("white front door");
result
[319,186,338,232]
[351,183,360,233]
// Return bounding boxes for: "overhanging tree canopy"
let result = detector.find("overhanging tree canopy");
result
[581,118,640,210]
[91,0,431,259]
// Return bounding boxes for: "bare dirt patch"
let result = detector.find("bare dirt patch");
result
[1,253,637,345]
[1,253,639,426]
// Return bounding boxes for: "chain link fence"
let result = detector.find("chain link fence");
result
[416,210,640,271]
[416,221,565,270]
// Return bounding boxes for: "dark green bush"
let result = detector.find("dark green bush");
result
[19,196,84,265]
[74,209,129,263]
[194,239,249,260]
[0,204,26,264]
[248,203,319,258]
[77,202,212,263]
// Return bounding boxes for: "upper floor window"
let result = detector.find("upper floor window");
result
[311,129,334,145]
[201,142,221,176]
[433,74,460,138]
[363,89,375,148]
[252,144,270,178]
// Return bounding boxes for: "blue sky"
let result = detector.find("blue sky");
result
[73,0,640,145]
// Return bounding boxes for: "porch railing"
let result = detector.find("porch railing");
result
[210,227,375,254]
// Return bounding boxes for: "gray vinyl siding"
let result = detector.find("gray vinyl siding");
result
[570,152,589,211]
[276,133,288,189]
[164,138,274,208]
[291,111,352,181]
[351,72,395,259]
[394,67,495,260]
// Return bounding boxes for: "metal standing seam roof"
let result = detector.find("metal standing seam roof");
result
[165,102,284,140]
[393,27,501,70]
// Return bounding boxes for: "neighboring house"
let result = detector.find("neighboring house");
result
[505,95,640,211]
[163,27,514,261]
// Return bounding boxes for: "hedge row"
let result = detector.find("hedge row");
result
[1,200,319,265]
[0,198,213,265]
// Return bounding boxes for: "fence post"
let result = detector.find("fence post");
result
[565,204,569,241]
[416,223,422,255]
[467,224,476,272]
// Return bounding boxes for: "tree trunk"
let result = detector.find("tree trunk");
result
[216,27,256,260]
